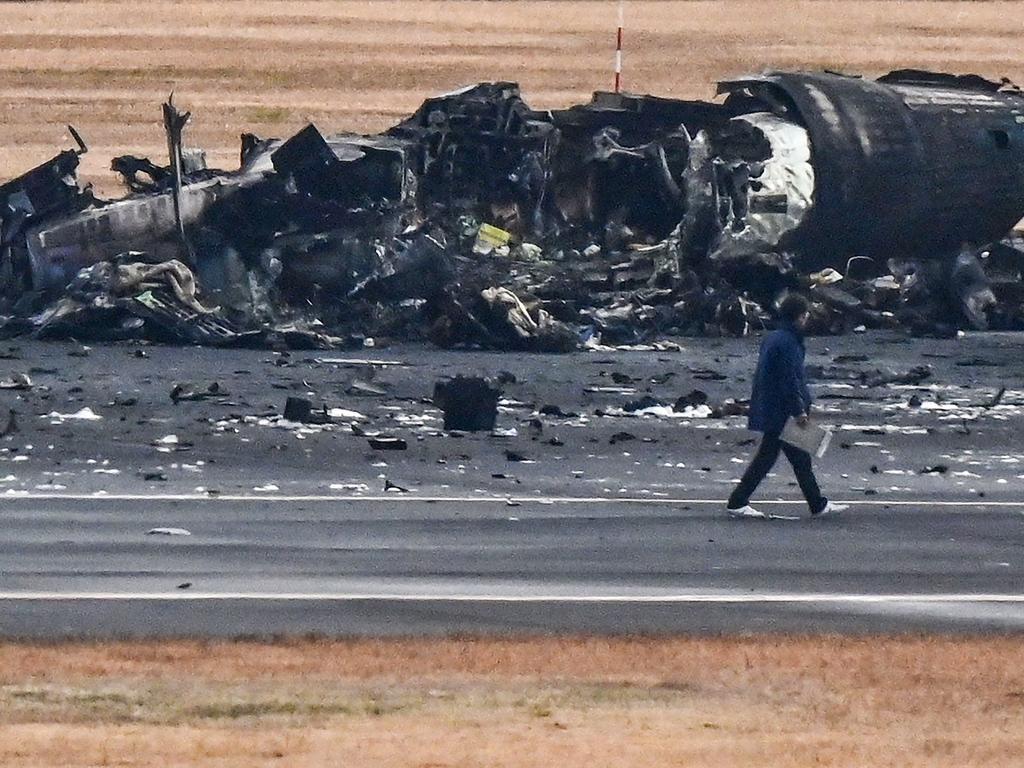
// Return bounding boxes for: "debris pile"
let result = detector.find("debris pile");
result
[5,69,1024,349]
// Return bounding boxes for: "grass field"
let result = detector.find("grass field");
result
[2,636,1023,767]
[3,1,1024,195]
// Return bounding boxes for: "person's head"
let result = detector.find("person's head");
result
[778,293,811,329]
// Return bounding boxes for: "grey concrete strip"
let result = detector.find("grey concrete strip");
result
[1,592,1022,603]
[0,496,1022,635]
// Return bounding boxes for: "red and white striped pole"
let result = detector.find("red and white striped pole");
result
[614,1,624,93]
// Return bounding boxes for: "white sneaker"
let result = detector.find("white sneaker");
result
[727,505,767,519]
[812,501,848,517]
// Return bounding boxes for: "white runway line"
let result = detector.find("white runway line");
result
[0,592,1021,603]
[3,492,1024,508]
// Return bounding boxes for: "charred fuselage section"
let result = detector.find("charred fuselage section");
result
[715,70,1024,266]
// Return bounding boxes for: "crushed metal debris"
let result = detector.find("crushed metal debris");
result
[5,69,1024,350]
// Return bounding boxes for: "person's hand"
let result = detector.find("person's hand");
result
[796,414,810,428]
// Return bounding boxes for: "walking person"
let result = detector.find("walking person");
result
[727,294,846,519]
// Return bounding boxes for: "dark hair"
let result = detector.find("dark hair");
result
[778,293,810,323]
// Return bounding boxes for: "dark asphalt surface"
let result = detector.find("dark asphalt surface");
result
[2,333,1024,636]
[1,496,1022,636]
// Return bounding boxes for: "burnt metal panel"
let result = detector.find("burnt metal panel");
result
[0,149,82,219]
[25,176,251,292]
[550,91,730,143]
[271,125,412,206]
[718,71,1024,266]
[386,82,556,214]
[129,288,248,346]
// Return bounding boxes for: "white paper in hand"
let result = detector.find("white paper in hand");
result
[780,417,832,458]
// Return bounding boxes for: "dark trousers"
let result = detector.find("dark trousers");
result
[727,431,825,513]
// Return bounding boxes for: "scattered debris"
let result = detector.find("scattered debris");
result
[433,376,501,431]
[539,404,576,418]
[0,373,31,390]
[624,395,663,413]
[346,379,387,397]
[283,396,317,423]
[1,409,18,436]
[368,436,407,450]
[146,527,191,536]
[170,381,226,402]
[984,387,1007,409]
[863,366,932,388]
[674,390,709,410]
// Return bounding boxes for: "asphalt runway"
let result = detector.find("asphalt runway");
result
[4,334,1024,636]
[1,495,1022,637]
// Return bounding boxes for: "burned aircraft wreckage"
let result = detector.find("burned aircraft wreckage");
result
[4,68,1024,350]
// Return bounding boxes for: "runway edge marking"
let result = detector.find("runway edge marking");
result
[0,592,1022,603]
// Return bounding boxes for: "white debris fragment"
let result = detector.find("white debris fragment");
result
[154,435,179,445]
[392,413,441,427]
[330,483,370,492]
[837,424,927,435]
[147,527,191,536]
[253,484,280,492]
[44,407,102,422]
[919,401,961,411]
[315,358,408,367]
[0,373,31,390]
[326,408,369,421]
[605,404,713,419]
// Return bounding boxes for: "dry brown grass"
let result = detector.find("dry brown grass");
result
[3,1,1024,195]
[1,636,1022,767]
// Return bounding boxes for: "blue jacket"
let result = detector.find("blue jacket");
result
[747,323,812,434]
